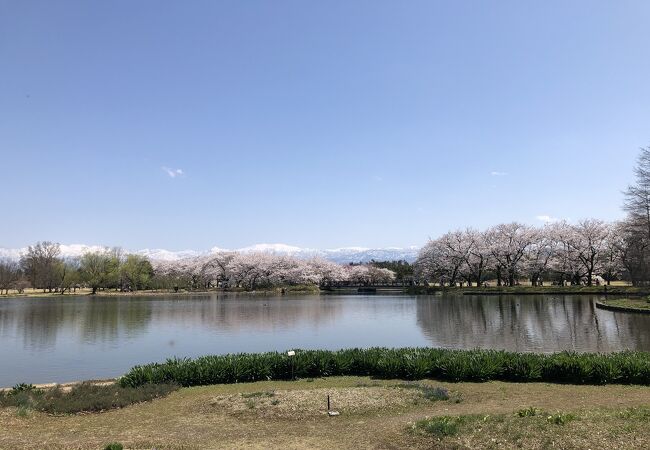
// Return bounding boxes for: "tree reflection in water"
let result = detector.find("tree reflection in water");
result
[415,295,650,353]
[1,293,650,386]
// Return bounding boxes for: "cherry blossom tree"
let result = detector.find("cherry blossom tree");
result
[523,227,554,286]
[485,223,536,286]
[462,229,490,287]
[566,219,610,286]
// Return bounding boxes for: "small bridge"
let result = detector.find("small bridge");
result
[320,283,413,293]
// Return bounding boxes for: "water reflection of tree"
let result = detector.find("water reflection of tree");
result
[0,294,347,352]
[0,297,153,351]
[3,294,650,356]
[415,295,650,352]
[143,294,343,333]
[79,298,153,343]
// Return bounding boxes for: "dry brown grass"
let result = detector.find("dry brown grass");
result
[1,377,649,449]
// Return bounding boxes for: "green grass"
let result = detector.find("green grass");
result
[0,382,179,414]
[600,298,650,311]
[103,444,124,450]
[517,406,539,417]
[118,347,650,388]
[241,391,275,398]
[411,410,583,445]
[413,416,464,437]
[546,412,577,425]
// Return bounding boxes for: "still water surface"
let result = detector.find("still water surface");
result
[1,293,649,386]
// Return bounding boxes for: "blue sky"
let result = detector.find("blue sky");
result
[2,1,650,250]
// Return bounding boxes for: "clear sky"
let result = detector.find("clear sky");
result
[2,1,650,250]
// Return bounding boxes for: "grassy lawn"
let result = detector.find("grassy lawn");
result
[1,377,650,449]
[600,297,650,311]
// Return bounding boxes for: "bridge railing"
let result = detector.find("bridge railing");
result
[321,281,414,288]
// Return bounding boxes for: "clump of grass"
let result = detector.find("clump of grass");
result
[0,382,179,414]
[546,412,576,425]
[270,399,280,406]
[244,399,256,409]
[16,405,31,417]
[11,383,39,394]
[619,406,650,419]
[517,407,539,417]
[414,416,463,437]
[420,386,450,401]
[399,382,450,402]
[118,347,650,388]
[104,444,123,450]
[241,391,274,398]
[356,381,379,388]
[516,407,533,417]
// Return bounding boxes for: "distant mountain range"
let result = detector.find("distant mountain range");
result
[0,243,420,264]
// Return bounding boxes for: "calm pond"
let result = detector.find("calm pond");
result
[1,293,649,386]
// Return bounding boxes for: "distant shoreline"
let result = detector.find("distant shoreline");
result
[2,284,648,299]
[0,285,321,299]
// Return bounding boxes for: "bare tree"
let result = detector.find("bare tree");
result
[20,241,62,292]
[0,259,21,294]
[621,147,650,284]
[624,147,650,240]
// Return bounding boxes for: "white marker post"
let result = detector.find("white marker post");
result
[287,350,295,380]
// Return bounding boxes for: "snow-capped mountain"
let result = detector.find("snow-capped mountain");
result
[0,243,420,263]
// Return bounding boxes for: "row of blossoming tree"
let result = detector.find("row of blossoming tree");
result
[414,220,623,287]
[151,253,395,290]
[415,147,650,287]
[0,248,396,294]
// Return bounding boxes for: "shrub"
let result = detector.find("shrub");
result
[118,347,650,388]
[11,383,38,394]
[0,382,179,414]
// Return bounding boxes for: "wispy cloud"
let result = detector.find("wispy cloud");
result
[490,171,508,176]
[162,167,184,178]
[536,215,560,224]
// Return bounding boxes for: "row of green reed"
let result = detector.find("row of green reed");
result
[119,347,650,388]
